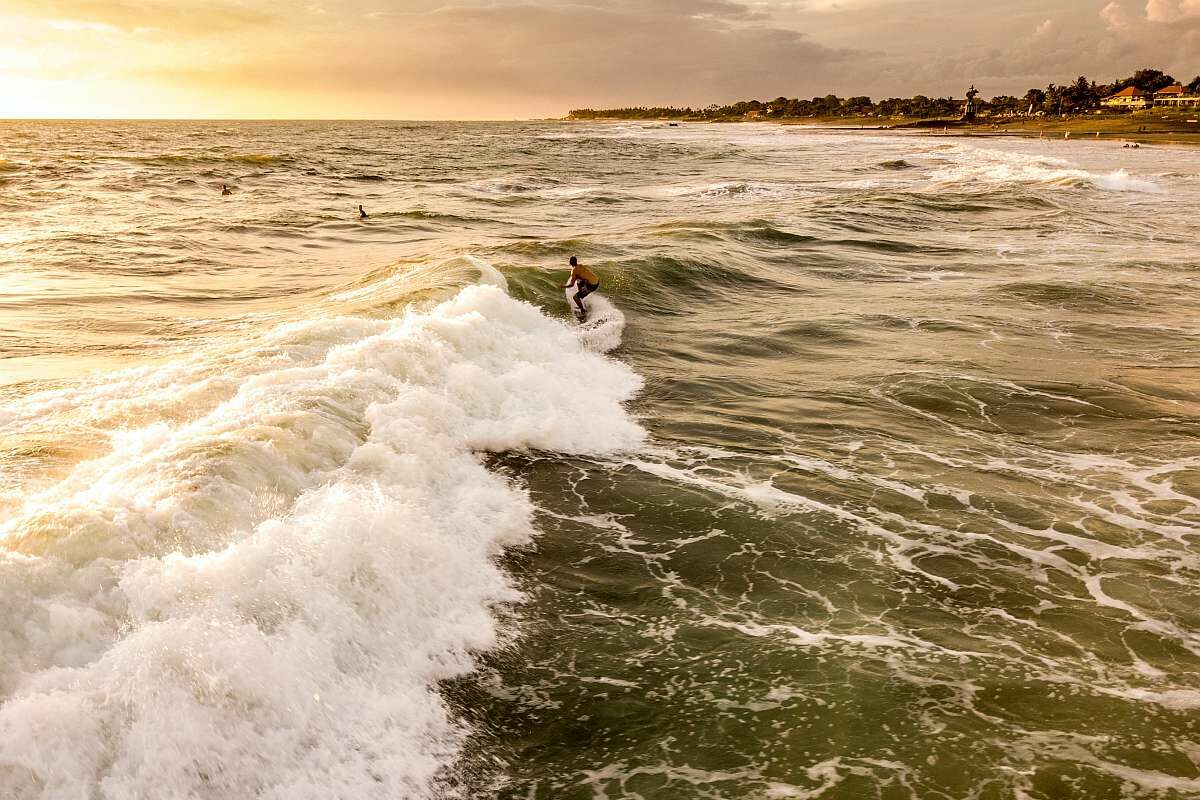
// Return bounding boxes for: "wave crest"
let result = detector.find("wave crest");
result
[931,147,1165,194]
[0,280,643,798]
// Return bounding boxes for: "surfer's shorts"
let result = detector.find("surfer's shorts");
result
[576,281,599,299]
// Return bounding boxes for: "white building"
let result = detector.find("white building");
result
[1101,87,1151,110]
[1153,84,1200,108]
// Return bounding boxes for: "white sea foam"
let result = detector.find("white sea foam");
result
[0,280,643,798]
[932,146,1165,194]
[573,294,626,354]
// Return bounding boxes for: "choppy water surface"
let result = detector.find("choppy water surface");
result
[1,121,1199,799]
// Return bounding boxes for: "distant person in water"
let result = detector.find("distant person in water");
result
[563,256,599,315]
[359,205,368,219]
[221,184,232,196]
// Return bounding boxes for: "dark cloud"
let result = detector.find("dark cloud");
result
[765,0,1200,99]
[152,0,854,114]
[386,2,850,100]
[911,4,1200,94]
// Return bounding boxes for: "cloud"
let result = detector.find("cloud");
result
[138,0,855,113]
[2,0,1198,118]
[1145,0,1200,21]
[1100,1,1131,29]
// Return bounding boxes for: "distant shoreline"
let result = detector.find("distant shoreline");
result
[883,114,1200,147]
[574,113,1200,147]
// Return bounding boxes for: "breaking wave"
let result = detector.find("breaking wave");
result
[0,268,643,799]
[931,146,1165,194]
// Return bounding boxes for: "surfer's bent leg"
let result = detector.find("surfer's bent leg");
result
[574,281,598,313]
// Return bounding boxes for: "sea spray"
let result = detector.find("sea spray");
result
[0,282,643,799]
[572,294,627,354]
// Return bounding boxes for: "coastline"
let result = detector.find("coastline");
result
[574,113,1200,147]
[883,114,1200,147]
[907,130,1200,146]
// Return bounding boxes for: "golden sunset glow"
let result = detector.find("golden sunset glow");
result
[1,0,1199,118]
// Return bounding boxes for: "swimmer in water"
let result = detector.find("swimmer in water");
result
[359,205,368,219]
[221,184,232,196]
[563,256,600,315]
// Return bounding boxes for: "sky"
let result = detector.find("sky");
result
[0,0,1197,119]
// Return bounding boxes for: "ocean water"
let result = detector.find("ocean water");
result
[0,120,1198,800]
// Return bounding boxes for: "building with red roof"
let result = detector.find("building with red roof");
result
[1101,86,1151,110]
[1154,84,1198,108]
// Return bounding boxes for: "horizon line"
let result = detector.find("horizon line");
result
[0,117,568,123]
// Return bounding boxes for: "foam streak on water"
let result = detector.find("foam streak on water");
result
[1,121,1199,799]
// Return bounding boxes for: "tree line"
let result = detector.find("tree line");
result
[568,68,1200,121]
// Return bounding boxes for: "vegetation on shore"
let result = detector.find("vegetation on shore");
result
[568,68,1200,121]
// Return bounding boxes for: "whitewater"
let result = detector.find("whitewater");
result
[1,121,1198,800]
[0,263,640,797]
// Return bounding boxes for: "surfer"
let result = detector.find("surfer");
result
[221,184,232,196]
[563,256,599,315]
[359,204,368,219]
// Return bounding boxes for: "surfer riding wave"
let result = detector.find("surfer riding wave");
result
[563,256,599,315]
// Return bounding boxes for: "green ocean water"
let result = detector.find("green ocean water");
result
[0,121,1198,799]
